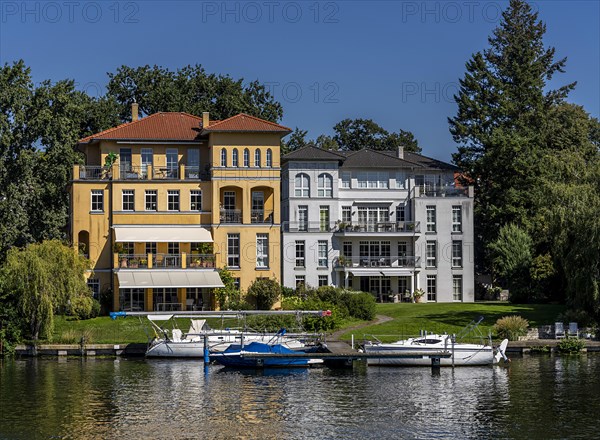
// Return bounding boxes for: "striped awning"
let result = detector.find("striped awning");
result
[114,226,212,243]
[116,270,224,289]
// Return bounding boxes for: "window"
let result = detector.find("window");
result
[294,173,310,197]
[187,148,200,178]
[256,234,269,268]
[122,242,134,255]
[145,190,157,211]
[122,189,134,211]
[427,275,437,301]
[357,207,390,231]
[318,240,328,267]
[398,242,408,266]
[453,275,463,301]
[220,148,227,167]
[233,278,241,290]
[452,205,462,232]
[398,277,408,296]
[452,240,463,267]
[295,275,305,288]
[190,190,202,211]
[426,241,437,267]
[341,172,351,188]
[254,149,261,167]
[318,275,328,287]
[166,148,178,178]
[319,206,330,232]
[120,288,145,311]
[357,171,388,188]
[343,242,352,258]
[298,206,308,231]
[227,234,240,267]
[167,190,180,211]
[295,241,305,267]
[232,149,239,167]
[91,190,104,212]
[141,148,153,178]
[266,149,272,167]
[395,172,405,189]
[120,148,132,176]
[168,243,179,255]
[317,173,333,197]
[146,242,156,255]
[426,206,436,232]
[396,205,405,222]
[342,206,352,223]
[87,278,100,300]
[243,148,250,167]
[359,241,391,266]
[223,191,236,210]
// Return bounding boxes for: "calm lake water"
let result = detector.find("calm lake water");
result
[1,355,599,439]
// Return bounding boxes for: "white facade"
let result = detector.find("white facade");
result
[281,148,475,302]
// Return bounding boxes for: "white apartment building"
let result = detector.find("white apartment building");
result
[281,146,475,302]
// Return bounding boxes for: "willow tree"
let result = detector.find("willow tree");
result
[1,240,90,341]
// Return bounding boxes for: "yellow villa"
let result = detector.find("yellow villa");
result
[70,106,290,311]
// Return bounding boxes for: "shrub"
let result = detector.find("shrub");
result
[556,338,585,354]
[247,278,281,310]
[556,309,594,327]
[246,315,298,332]
[529,345,550,354]
[494,315,529,341]
[343,292,376,321]
[281,286,296,298]
[68,296,100,320]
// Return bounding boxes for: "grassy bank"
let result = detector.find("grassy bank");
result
[339,302,566,342]
[48,302,565,345]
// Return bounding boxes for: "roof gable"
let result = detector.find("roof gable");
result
[340,149,420,169]
[282,145,345,161]
[202,113,291,133]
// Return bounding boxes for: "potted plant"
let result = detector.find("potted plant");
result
[338,255,347,267]
[103,152,118,178]
[413,288,425,303]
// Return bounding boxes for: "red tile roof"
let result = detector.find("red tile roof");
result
[202,113,291,134]
[79,112,204,143]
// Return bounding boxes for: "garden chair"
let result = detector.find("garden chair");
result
[567,322,579,339]
[555,322,565,339]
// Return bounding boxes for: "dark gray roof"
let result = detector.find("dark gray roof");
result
[283,146,460,171]
[282,145,345,161]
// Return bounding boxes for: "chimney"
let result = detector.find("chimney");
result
[131,102,139,122]
[397,145,404,159]
[202,112,210,128]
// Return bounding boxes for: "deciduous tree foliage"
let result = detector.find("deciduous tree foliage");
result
[0,240,91,341]
[333,118,421,152]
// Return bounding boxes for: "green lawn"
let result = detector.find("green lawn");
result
[338,302,566,342]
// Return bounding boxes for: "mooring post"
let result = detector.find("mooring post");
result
[203,334,209,364]
[351,334,354,350]
[431,356,441,375]
[451,334,455,368]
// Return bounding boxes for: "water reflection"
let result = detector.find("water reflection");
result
[1,355,599,439]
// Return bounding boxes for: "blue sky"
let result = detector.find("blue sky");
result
[1,0,598,162]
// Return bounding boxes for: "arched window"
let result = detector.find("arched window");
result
[266,149,272,167]
[243,148,250,167]
[232,149,239,167]
[254,149,261,167]
[318,173,333,197]
[294,173,310,197]
[220,149,227,167]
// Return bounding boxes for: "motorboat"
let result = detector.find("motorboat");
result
[364,317,509,366]
[145,315,308,358]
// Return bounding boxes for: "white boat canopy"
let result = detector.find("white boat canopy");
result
[113,226,212,243]
[117,270,224,289]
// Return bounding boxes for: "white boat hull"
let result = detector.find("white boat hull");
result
[365,345,494,366]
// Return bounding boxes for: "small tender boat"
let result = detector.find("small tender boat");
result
[210,339,322,368]
[145,315,307,358]
[364,317,509,367]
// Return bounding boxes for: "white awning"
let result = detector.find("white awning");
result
[352,200,394,205]
[114,226,212,243]
[350,270,377,277]
[380,269,413,277]
[117,271,224,289]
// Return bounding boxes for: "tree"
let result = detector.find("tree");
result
[106,64,283,123]
[247,278,281,310]
[281,127,309,154]
[488,224,533,302]
[333,118,421,152]
[0,240,91,341]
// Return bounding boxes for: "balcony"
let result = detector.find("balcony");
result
[282,221,334,233]
[220,209,242,224]
[417,185,470,198]
[152,166,179,180]
[251,209,274,224]
[115,253,216,269]
[79,165,109,180]
[334,221,420,234]
[75,164,209,181]
[120,165,148,180]
[334,255,420,269]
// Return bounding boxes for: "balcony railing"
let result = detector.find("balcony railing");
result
[79,166,109,180]
[335,221,420,233]
[153,167,179,180]
[220,209,242,224]
[120,165,148,180]
[418,185,469,197]
[282,221,334,232]
[184,166,210,180]
[251,209,274,224]
[334,255,420,268]
[115,253,217,269]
